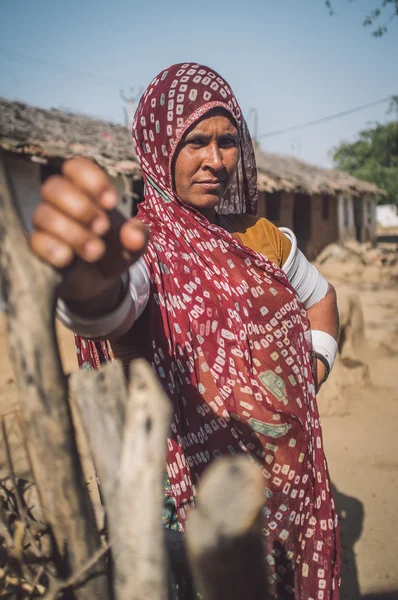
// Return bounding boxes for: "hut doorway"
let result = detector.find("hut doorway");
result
[293,194,312,255]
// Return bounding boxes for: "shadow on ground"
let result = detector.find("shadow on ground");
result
[333,483,397,600]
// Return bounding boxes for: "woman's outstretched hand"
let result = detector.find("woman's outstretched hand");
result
[30,157,149,312]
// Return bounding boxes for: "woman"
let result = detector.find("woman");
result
[31,63,340,598]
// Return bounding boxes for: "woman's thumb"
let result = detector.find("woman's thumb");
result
[120,219,149,256]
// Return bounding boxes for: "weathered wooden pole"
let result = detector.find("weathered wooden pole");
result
[186,455,269,600]
[0,156,109,599]
[71,358,172,600]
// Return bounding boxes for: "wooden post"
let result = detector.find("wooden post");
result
[186,455,269,600]
[71,358,172,600]
[0,156,109,599]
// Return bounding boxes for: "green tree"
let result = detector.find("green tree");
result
[325,0,398,36]
[332,98,398,205]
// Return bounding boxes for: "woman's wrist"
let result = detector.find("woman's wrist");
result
[62,280,123,319]
[56,272,136,339]
[312,356,328,392]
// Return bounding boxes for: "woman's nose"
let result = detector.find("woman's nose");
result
[203,143,224,171]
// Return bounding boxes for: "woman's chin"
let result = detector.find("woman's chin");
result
[187,194,221,211]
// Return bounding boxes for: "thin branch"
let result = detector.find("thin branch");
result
[0,568,46,596]
[43,544,110,600]
[27,565,45,600]
[1,418,24,517]
[1,418,43,559]
[0,517,14,550]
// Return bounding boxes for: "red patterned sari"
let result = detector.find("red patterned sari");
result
[76,63,340,599]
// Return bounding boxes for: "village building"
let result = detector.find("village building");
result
[0,98,142,231]
[255,150,383,259]
[376,204,398,239]
[0,97,384,260]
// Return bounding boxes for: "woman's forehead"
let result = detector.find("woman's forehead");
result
[184,109,238,136]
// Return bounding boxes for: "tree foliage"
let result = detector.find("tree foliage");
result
[325,0,398,36]
[332,98,398,205]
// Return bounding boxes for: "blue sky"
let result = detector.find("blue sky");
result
[0,0,397,167]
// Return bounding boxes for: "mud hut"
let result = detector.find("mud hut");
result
[0,97,141,230]
[0,97,384,259]
[255,149,384,259]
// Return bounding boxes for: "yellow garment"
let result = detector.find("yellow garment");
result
[219,214,292,267]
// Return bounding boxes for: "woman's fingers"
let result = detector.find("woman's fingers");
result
[29,231,74,268]
[32,203,106,263]
[62,157,118,210]
[32,158,149,288]
[119,219,149,256]
[41,175,111,235]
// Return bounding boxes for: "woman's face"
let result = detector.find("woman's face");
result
[173,110,239,220]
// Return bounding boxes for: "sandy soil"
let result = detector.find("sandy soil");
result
[319,280,398,599]
[0,278,397,599]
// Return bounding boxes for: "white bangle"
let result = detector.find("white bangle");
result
[280,228,329,309]
[311,330,338,373]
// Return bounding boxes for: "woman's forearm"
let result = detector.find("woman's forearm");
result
[306,283,339,339]
[307,283,339,390]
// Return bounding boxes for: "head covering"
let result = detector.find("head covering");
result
[131,63,339,598]
[133,62,257,216]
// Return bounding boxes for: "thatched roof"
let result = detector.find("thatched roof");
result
[0,97,140,178]
[0,97,383,196]
[255,148,384,197]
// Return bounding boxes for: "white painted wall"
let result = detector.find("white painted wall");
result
[377,204,398,228]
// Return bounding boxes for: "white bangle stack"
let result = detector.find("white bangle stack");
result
[280,228,329,310]
[311,329,338,381]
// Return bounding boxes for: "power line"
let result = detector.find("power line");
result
[257,95,394,140]
[0,47,133,89]
[1,46,394,137]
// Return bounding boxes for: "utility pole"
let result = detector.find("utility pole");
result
[247,107,259,145]
[289,137,302,157]
[120,87,143,128]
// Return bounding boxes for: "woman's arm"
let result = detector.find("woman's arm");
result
[280,228,339,392]
[306,283,339,391]
[29,157,149,338]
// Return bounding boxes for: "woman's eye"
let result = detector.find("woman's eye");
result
[220,137,237,147]
[187,138,203,147]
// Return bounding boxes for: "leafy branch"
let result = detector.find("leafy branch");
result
[325,0,398,36]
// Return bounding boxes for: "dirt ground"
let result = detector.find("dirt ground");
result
[318,279,398,599]
[0,276,397,599]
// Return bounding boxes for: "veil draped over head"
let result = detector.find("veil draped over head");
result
[133,62,258,216]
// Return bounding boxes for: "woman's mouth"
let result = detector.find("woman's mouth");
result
[196,180,223,190]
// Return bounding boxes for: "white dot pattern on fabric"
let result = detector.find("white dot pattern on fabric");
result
[131,63,340,599]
